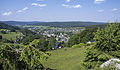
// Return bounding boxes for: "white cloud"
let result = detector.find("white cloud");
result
[2,11,12,16]
[112,8,118,11]
[74,5,81,8]
[94,0,104,4]
[97,10,104,12]
[31,3,47,7]
[66,0,70,2]
[17,7,28,12]
[62,4,81,8]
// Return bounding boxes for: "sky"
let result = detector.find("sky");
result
[0,0,120,22]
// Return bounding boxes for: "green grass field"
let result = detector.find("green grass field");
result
[0,29,22,41]
[42,47,86,70]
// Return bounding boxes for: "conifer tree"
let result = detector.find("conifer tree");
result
[83,22,120,69]
[0,40,48,70]
[94,22,120,52]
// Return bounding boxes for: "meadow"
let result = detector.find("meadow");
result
[42,47,86,70]
[0,29,22,41]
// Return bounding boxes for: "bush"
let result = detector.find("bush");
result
[1,31,7,34]
[83,48,112,69]
[0,35,2,39]
[72,43,85,48]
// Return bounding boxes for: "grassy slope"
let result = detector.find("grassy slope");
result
[42,47,86,70]
[0,30,22,41]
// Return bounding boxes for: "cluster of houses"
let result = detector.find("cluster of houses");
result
[22,26,85,49]
[42,31,70,43]
[26,26,75,43]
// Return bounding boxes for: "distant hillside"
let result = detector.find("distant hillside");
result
[85,23,120,29]
[1,21,39,26]
[0,22,20,30]
[1,21,106,27]
[85,24,106,29]
[29,22,106,27]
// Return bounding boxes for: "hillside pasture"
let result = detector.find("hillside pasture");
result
[42,47,86,70]
[0,29,22,41]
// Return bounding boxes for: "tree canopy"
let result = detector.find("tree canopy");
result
[83,22,120,69]
[94,22,120,52]
[67,28,97,47]
[0,40,49,70]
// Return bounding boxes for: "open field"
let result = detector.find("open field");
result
[42,47,86,70]
[0,29,22,41]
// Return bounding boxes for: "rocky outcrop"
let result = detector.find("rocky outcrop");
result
[100,58,120,69]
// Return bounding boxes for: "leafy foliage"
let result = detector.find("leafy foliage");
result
[83,22,120,69]
[48,37,56,50]
[72,43,86,48]
[38,37,48,51]
[19,44,48,69]
[0,41,48,70]
[94,22,120,52]
[20,34,41,45]
[68,28,97,47]
[83,48,112,69]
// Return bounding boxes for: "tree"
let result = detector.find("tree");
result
[1,30,7,34]
[94,22,120,52]
[83,22,120,69]
[0,35,2,39]
[48,37,56,50]
[83,47,112,69]
[29,38,48,51]
[67,28,97,47]
[21,34,41,45]
[39,37,48,51]
[19,43,48,69]
[0,42,49,70]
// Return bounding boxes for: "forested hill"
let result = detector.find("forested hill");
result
[29,22,106,27]
[1,21,106,27]
[1,21,39,26]
[0,22,20,30]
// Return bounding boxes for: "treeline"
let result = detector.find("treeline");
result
[0,22,20,31]
[67,22,120,47]
[85,24,106,29]
[29,22,105,27]
[1,21,106,27]
[67,28,97,47]
[20,35,57,51]
[0,22,36,43]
